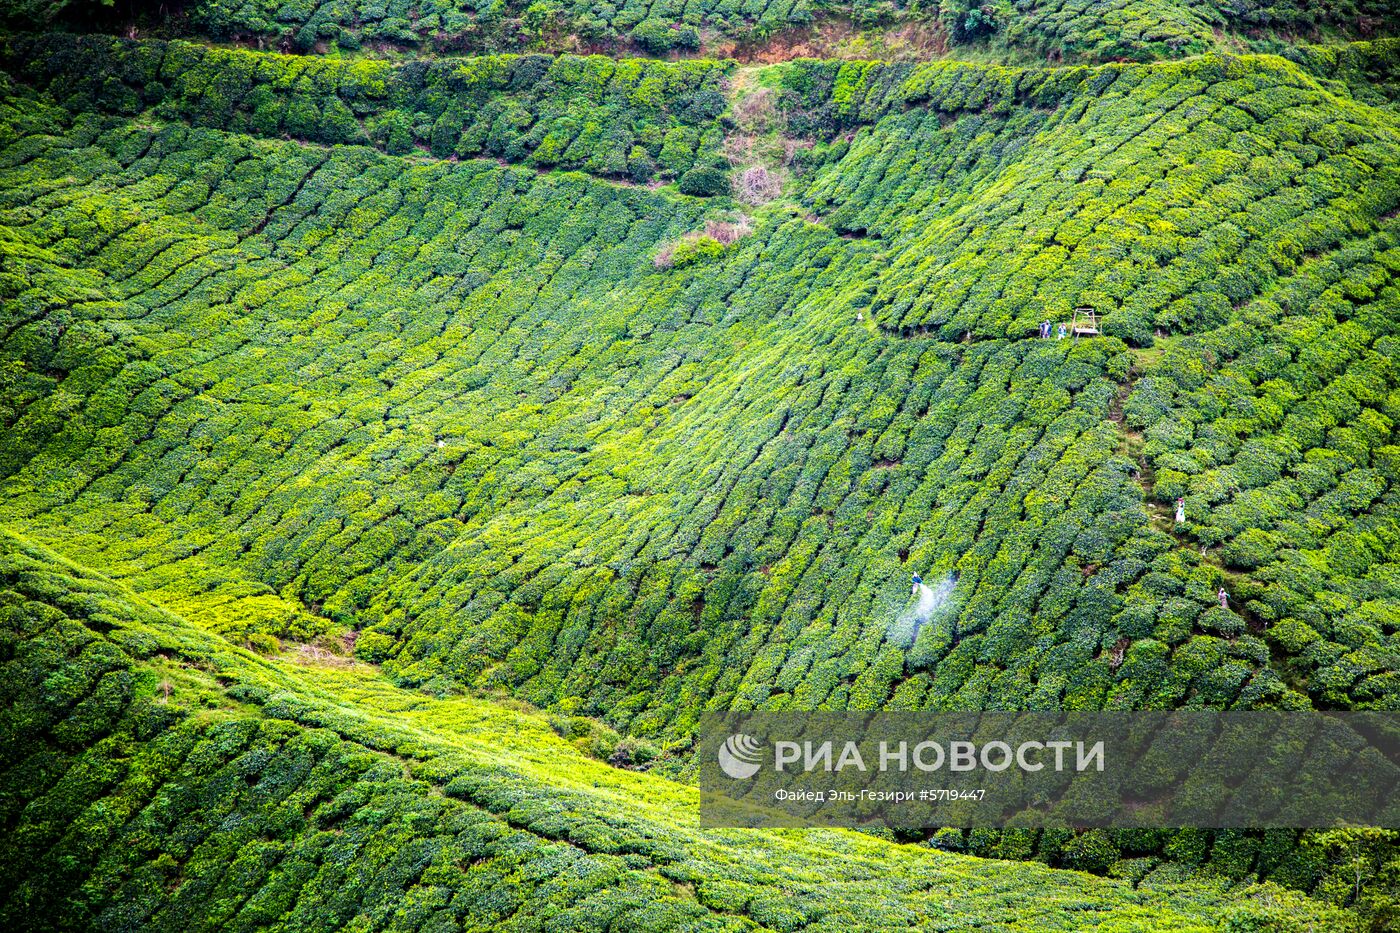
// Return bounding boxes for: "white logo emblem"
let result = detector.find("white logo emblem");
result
[717,733,763,779]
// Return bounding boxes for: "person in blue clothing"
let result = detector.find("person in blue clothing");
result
[911,572,923,595]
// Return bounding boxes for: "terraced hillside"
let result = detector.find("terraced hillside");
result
[1,1,1399,929]
[0,530,1365,931]
[6,37,1399,725]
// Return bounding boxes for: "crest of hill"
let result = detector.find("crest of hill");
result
[5,0,1400,61]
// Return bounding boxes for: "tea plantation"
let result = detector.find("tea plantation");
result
[6,0,1400,57]
[2,530,1362,930]
[1,0,1399,927]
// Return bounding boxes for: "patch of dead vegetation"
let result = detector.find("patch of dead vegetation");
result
[716,17,950,63]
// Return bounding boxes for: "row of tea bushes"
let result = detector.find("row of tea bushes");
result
[1126,225,1400,709]
[997,0,1400,64]
[1,34,733,187]
[7,0,1390,61]
[181,0,919,54]
[779,54,1400,345]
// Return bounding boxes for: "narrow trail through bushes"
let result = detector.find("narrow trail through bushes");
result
[1110,341,1291,679]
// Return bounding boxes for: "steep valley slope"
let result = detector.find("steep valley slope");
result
[1,12,1399,932]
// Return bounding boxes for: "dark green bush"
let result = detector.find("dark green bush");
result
[678,165,729,197]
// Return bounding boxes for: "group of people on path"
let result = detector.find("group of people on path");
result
[1038,320,1068,340]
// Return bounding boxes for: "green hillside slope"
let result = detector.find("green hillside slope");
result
[2,5,1399,928]
[4,40,1397,732]
[3,530,1354,931]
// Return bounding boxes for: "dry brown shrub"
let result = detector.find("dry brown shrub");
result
[732,87,777,135]
[703,218,752,244]
[732,165,783,205]
[654,219,753,269]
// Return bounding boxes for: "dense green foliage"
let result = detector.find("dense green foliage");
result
[5,0,1399,60]
[1,0,926,55]
[2,34,732,183]
[182,0,919,54]
[1001,0,1400,63]
[170,0,1400,61]
[2,39,1397,725]
[5,530,1358,931]
[2,0,1399,922]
